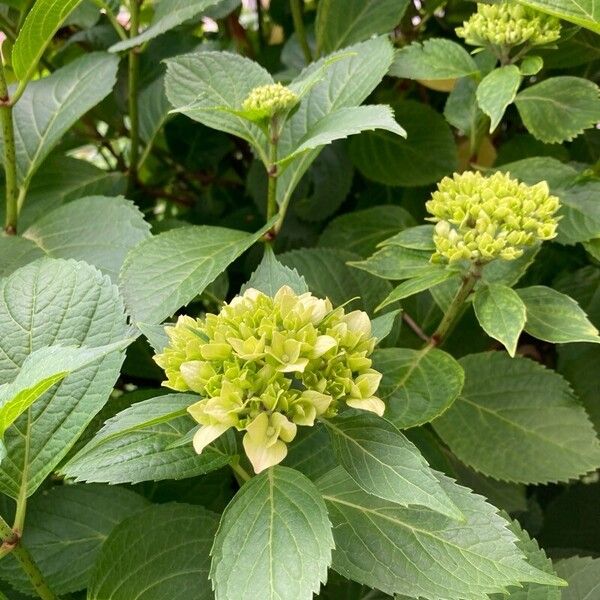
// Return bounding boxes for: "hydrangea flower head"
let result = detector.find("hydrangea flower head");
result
[242,83,299,120]
[426,171,560,264]
[154,286,383,473]
[456,2,561,49]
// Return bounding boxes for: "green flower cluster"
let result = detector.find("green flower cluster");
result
[426,171,560,264]
[154,286,382,473]
[242,83,299,120]
[456,2,561,49]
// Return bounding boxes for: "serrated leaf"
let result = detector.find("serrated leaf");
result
[378,224,435,251]
[315,0,409,54]
[517,285,600,344]
[61,394,231,484]
[373,347,465,428]
[110,0,221,51]
[474,283,526,356]
[210,466,334,600]
[319,205,415,257]
[23,196,150,282]
[554,556,600,598]
[242,247,308,296]
[278,105,405,167]
[0,53,119,197]
[390,38,479,80]
[88,503,219,600]
[317,467,563,599]
[477,65,522,131]
[518,0,600,33]
[349,101,458,187]
[515,77,600,143]
[279,248,392,314]
[0,485,148,595]
[119,222,272,325]
[377,268,457,311]
[323,412,462,519]
[0,258,128,499]
[11,0,82,82]
[433,352,600,483]
[349,245,433,280]
[0,236,44,278]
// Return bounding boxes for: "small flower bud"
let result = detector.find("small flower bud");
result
[242,83,299,120]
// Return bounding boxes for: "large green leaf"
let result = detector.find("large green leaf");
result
[374,347,464,428]
[554,556,600,599]
[119,222,271,325]
[349,101,458,186]
[518,0,600,33]
[515,77,600,143]
[557,180,600,245]
[323,412,461,519]
[110,0,221,51]
[0,53,119,196]
[0,236,44,278]
[243,247,308,296]
[0,258,128,499]
[12,0,82,82]
[23,196,150,283]
[476,66,521,131]
[349,245,433,280]
[317,467,563,599]
[517,285,600,344]
[88,503,219,600]
[210,466,333,600]
[474,283,526,357]
[0,485,147,595]
[315,0,409,54]
[61,394,232,484]
[433,352,600,483]
[390,38,479,80]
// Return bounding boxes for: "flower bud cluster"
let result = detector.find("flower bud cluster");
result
[426,171,560,264]
[154,286,383,473]
[456,2,561,48]
[242,83,299,120]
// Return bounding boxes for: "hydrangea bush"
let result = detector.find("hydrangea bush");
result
[0,1,599,599]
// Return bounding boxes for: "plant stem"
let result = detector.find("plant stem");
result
[127,0,141,194]
[266,140,278,221]
[0,59,19,235]
[290,0,311,63]
[430,263,482,346]
[230,458,251,483]
[92,0,127,40]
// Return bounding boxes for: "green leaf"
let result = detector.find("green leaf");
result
[319,205,415,257]
[519,55,544,76]
[323,412,462,519]
[378,224,435,251]
[11,0,82,82]
[23,196,150,283]
[373,347,465,428]
[349,101,458,187]
[517,285,600,344]
[61,394,231,484]
[0,236,44,278]
[555,556,600,599]
[349,245,433,280]
[315,0,409,54]
[119,222,272,325]
[433,352,600,483]
[477,66,521,131]
[371,309,401,344]
[210,466,334,600]
[390,38,479,80]
[518,0,600,33]
[110,0,221,51]
[278,105,406,167]
[317,467,563,599]
[556,180,600,245]
[242,247,308,296]
[515,77,600,143]
[284,425,337,482]
[444,76,487,137]
[474,283,526,357]
[279,248,392,314]
[0,53,119,195]
[88,503,219,600]
[0,341,128,440]
[0,485,147,595]
[0,258,128,499]
[376,268,457,311]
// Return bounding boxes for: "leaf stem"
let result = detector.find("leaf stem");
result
[430,263,482,346]
[0,58,19,235]
[290,0,312,64]
[92,0,128,40]
[127,0,142,194]
[230,458,251,483]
